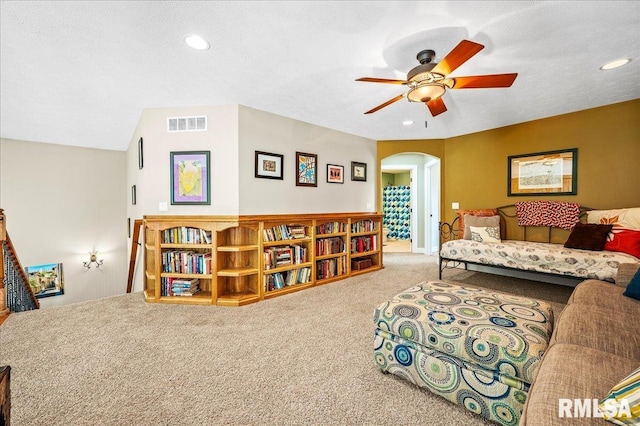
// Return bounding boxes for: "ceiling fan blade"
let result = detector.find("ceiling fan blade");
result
[431,40,484,76]
[448,73,518,89]
[364,94,405,114]
[356,77,408,85]
[426,98,447,117]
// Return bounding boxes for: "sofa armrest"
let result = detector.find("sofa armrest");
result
[615,262,640,288]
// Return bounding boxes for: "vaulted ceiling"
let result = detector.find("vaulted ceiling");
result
[1,1,639,151]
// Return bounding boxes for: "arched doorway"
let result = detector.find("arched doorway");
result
[380,152,440,254]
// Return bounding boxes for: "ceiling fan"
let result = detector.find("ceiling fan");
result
[356,39,518,117]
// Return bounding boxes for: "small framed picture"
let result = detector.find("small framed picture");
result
[255,151,284,180]
[296,152,317,187]
[138,137,144,170]
[326,164,344,184]
[131,185,137,205]
[351,161,367,182]
[170,151,211,205]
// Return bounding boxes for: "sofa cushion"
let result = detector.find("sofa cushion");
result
[469,225,501,243]
[568,280,640,312]
[599,366,640,425]
[463,213,500,240]
[551,304,640,361]
[520,343,639,426]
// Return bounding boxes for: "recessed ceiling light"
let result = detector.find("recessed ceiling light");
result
[184,34,210,50]
[600,58,630,70]
[402,120,414,126]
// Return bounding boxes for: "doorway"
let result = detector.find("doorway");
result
[381,153,440,255]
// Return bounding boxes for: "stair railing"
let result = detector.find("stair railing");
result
[0,208,39,325]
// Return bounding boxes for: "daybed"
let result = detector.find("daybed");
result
[439,204,640,284]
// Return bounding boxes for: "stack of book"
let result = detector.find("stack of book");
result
[161,277,200,296]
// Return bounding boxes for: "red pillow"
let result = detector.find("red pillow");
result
[604,228,640,258]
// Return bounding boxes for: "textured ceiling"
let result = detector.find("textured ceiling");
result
[1,1,639,151]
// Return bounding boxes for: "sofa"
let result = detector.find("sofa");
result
[521,262,640,425]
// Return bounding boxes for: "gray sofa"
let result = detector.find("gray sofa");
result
[521,263,640,425]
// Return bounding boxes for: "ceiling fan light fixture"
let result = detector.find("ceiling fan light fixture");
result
[407,83,446,103]
[600,58,630,70]
[184,34,210,50]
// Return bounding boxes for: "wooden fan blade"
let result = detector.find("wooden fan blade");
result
[449,73,518,89]
[431,40,484,76]
[356,77,408,85]
[364,94,405,114]
[426,98,447,117]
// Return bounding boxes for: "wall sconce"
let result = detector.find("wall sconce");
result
[83,251,104,269]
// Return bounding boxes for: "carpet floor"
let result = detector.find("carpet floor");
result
[0,253,572,425]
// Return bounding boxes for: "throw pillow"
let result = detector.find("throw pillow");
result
[604,228,640,259]
[564,223,613,251]
[456,209,497,239]
[470,226,501,243]
[598,366,640,425]
[463,215,500,240]
[622,267,640,301]
[587,207,640,230]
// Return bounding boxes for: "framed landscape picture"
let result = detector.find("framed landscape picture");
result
[170,151,211,205]
[327,164,344,184]
[255,151,284,180]
[296,152,317,187]
[26,262,64,299]
[508,148,577,196]
[351,161,367,182]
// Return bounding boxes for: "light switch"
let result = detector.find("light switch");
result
[159,202,168,212]
[452,202,460,210]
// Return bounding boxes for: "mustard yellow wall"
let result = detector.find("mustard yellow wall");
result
[377,99,640,224]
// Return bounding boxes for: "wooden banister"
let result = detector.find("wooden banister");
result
[126,219,143,293]
[0,209,9,324]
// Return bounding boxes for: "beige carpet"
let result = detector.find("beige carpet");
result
[0,254,571,425]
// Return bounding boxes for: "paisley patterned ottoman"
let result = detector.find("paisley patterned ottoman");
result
[373,281,553,426]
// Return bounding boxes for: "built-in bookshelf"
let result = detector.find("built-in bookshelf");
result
[143,213,382,306]
[315,220,348,284]
[262,221,313,298]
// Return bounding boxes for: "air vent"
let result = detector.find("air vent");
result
[167,116,207,132]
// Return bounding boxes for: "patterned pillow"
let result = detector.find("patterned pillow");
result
[598,366,640,425]
[470,226,501,243]
[456,209,497,239]
[564,223,613,251]
[463,214,500,240]
[587,208,640,230]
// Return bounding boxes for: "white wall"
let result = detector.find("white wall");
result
[0,138,127,307]
[238,106,377,214]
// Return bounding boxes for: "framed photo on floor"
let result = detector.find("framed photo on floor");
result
[170,151,211,205]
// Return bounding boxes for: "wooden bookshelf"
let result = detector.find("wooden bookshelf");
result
[143,213,382,306]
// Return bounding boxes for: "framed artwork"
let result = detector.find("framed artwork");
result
[170,151,211,205]
[26,263,64,299]
[508,148,577,196]
[255,151,284,180]
[351,161,367,182]
[138,137,144,169]
[326,164,344,184]
[131,185,136,205]
[296,152,317,187]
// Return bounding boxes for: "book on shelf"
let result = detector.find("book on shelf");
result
[161,277,201,296]
[162,227,212,244]
[316,221,347,235]
[351,219,375,233]
[263,224,308,242]
[263,266,311,291]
